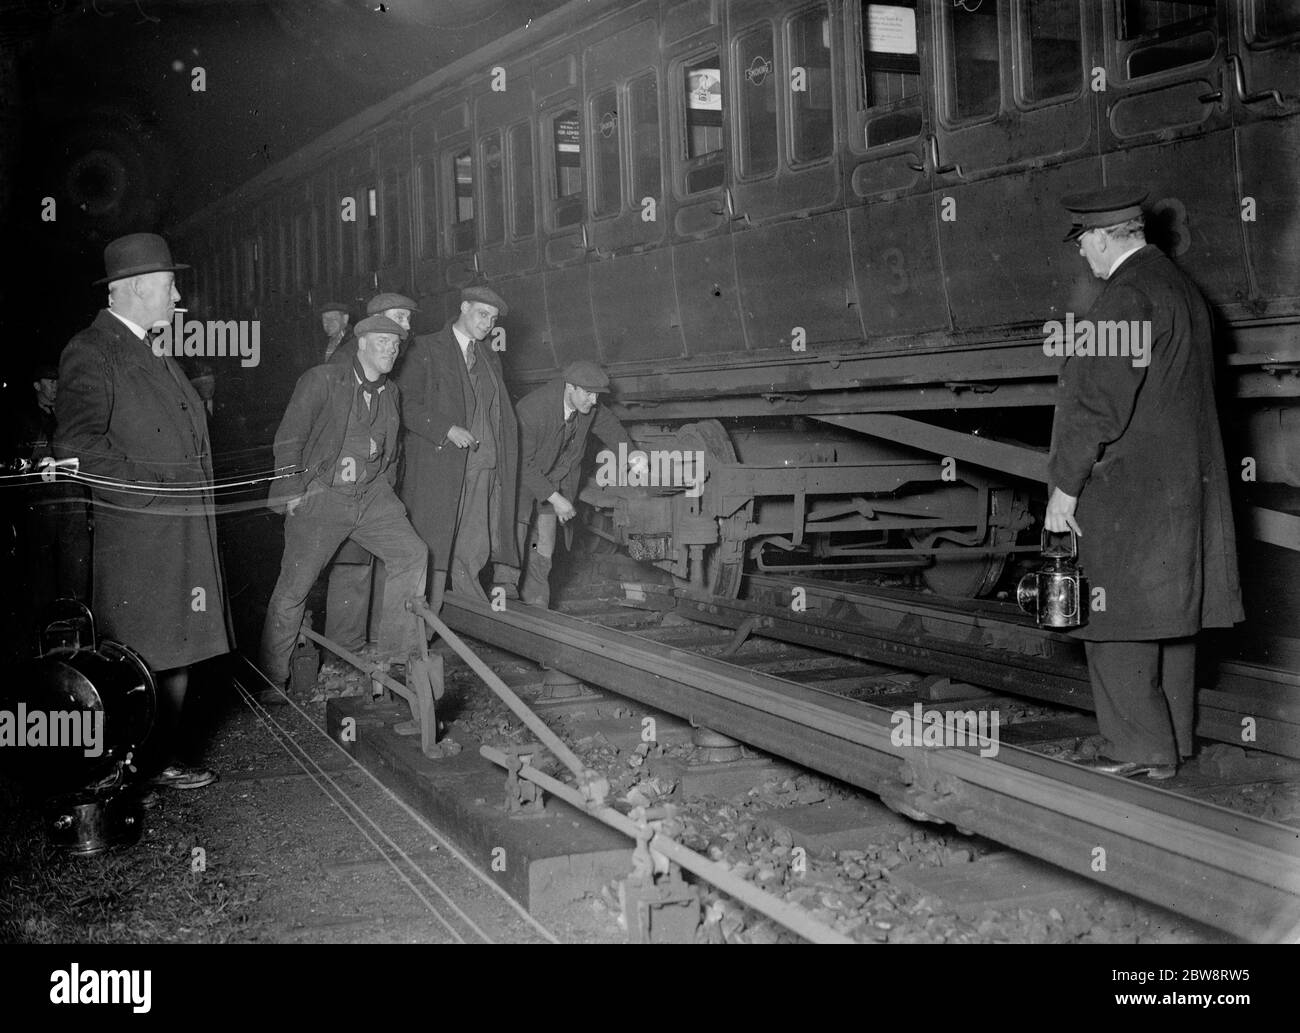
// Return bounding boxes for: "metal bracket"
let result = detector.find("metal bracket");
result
[503,744,547,816]
[620,808,700,943]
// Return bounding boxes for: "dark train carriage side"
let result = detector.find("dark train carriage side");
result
[171,0,1300,638]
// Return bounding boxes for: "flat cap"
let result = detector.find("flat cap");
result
[1061,186,1148,242]
[367,292,419,314]
[33,363,59,382]
[461,285,508,318]
[318,301,351,315]
[354,314,408,340]
[563,360,611,393]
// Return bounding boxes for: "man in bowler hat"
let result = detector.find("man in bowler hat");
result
[1046,187,1242,779]
[55,232,233,790]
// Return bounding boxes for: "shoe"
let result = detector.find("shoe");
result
[1079,755,1176,780]
[147,765,218,790]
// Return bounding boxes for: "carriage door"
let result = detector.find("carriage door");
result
[375,127,411,294]
[727,0,858,353]
[1232,1,1300,311]
[584,18,679,365]
[932,0,1095,331]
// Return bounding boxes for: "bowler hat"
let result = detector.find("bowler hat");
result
[461,285,508,318]
[33,363,59,382]
[1061,186,1148,242]
[94,232,190,286]
[354,314,408,340]
[563,360,611,392]
[367,292,419,314]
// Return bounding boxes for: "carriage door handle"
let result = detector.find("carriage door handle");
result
[930,135,961,177]
[1229,54,1283,106]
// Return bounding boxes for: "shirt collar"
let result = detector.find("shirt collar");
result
[1106,242,1144,279]
[353,370,385,393]
[452,324,473,357]
[108,309,149,340]
[563,400,575,422]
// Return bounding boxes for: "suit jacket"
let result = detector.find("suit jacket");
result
[54,309,232,670]
[1048,245,1243,639]
[396,321,518,569]
[267,362,401,512]
[516,378,631,519]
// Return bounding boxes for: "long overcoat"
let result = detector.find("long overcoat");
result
[1048,245,1243,640]
[396,322,519,569]
[54,310,232,670]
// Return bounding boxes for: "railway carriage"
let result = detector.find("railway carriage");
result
[171,0,1300,632]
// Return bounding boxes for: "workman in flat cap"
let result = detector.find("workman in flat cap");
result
[513,361,639,607]
[319,301,351,364]
[1045,186,1242,780]
[261,314,428,689]
[397,285,519,608]
[321,292,419,654]
[55,232,233,790]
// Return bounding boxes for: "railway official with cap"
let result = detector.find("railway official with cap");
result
[55,232,233,790]
[320,301,351,363]
[261,315,428,689]
[513,361,638,607]
[396,284,519,608]
[1045,186,1243,780]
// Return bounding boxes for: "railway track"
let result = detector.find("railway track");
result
[437,588,1300,943]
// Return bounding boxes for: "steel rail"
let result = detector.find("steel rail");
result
[441,595,1300,942]
[662,575,1300,759]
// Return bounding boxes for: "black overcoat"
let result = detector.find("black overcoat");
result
[54,310,232,669]
[396,323,519,569]
[1047,246,1243,640]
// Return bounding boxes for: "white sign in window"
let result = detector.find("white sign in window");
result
[867,5,917,55]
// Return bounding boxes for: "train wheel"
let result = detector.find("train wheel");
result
[909,532,1008,598]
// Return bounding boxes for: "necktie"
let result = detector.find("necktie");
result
[465,339,477,372]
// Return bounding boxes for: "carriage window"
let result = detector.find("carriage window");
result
[945,0,1001,121]
[791,6,834,163]
[591,87,622,216]
[683,52,724,192]
[629,72,661,205]
[452,149,474,253]
[242,238,258,298]
[277,218,289,294]
[1018,0,1082,103]
[509,122,535,237]
[860,2,923,146]
[1253,0,1300,40]
[551,109,584,228]
[418,160,438,259]
[381,169,401,265]
[737,25,778,177]
[1120,0,1217,77]
[364,185,380,272]
[481,132,505,245]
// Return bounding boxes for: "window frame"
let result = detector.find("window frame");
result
[851,0,926,153]
[674,45,727,196]
[1011,0,1086,110]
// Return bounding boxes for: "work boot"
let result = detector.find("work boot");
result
[520,554,552,608]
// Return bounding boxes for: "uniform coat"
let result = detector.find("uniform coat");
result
[515,378,631,518]
[55,310,232,670]
[1048,245,1243,640]
[396,322,519,569]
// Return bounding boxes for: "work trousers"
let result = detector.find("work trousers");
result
[449,464,502,601]
[1084,637,1198,765]
[517,505,559,607]
[324,553,387,651]
[261,482,427,683]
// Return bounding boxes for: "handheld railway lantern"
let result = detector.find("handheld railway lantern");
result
[1017,530,1088,630]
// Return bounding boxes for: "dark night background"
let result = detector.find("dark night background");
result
[0,0,568,404]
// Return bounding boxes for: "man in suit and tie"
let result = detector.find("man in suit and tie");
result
[513,361,637,607]
[397,285,519,607]
[56,233,233,790]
